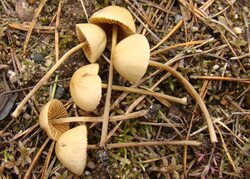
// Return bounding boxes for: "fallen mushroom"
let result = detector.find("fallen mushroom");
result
[55,125,88,176]
[12,23,107,118]
[113,33,217,143]
[89,5,136,146]
[113,34,149,83]
[39,99,150,140]
[76,23,107,63]
[70,64,187,112]
[70,63,102,112]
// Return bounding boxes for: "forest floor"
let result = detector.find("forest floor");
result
[0,0,250,178]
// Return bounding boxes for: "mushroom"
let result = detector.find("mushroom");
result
[113,34,150,83]
[55,125,88,176]
[70,64,187,112]
[76,23,107,63]
[112,33,217,143]
[89,5,136,38]
[12,23,107,118]
[70,63,102,112]
[39,98,150,139]
[39,99,101,141]
[89,5,136,146]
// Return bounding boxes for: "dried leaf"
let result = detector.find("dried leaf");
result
[0,93,18,121]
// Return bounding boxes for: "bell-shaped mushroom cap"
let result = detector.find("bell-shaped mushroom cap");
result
[89,6,136,37]
[56,125,88,176]
[76,23,107,63]
[39,99,69,141]
[70,64,102,111]
[113,34,150,83]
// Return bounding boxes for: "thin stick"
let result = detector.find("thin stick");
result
[190,76,250,83]
[151,19,184,51]
[101,84,187,105]
[151,40,206,56]
[55,0,62,62]
[52,110,148,124]
[8,22,55,33]
[79,0,88,21]
[23,138,50,179]
[100,25,118,147]
[23,0,47,54]
[12,42,87,118]
[149,60,217,143]
[87,140,201,149]
[41,141,55,178]
[215,124,237,172]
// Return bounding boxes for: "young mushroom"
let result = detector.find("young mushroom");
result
[113,34,149,83]
[76,23,107,63]
[55,125,88,176]
[70,64,187,112]
[70,63,102,112]
[113,34,217,143]
[12,23,107,118]
[89,5,136,146]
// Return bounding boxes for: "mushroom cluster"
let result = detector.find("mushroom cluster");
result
[37,5,189,176]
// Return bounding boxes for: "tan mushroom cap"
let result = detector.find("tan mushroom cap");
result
[113,34,150,83]
[76,23,107,63]
[89,5,136,37]
[70,64,102,112]
[56,125,88,176]
[39,99,69,141]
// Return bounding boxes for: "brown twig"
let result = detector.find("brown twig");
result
[151,19,184,51]
[215,124,237,172]
[23,0,48,54]
[23,138,50,179]
[151,40,206,56]
[8,22,55,33]
[100,25,118,147]
[41,141,55,178]
[190,76,250,84]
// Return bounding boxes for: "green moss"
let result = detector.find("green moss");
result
[59,33,74,49]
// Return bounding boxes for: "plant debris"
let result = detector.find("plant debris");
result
[0,0,250,178]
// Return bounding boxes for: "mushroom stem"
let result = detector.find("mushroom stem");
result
[100,25,118,147]
[12,42,87,118]
[148,60,218,143]
[87,140,201,149]
[101,84,187,105]
[52,110,148,124]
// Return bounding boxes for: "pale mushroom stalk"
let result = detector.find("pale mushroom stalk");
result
[70,64,187,113]
[39,99,149,140]
[148,60,218,143]
[12,42,87,118]
[100,25,118,147]
[89,5,136,147]
[101,84,187,105]
[51,109,148,124]
[112,34,217,143]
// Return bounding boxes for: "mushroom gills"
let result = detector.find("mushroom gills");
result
[39,99,69,141]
